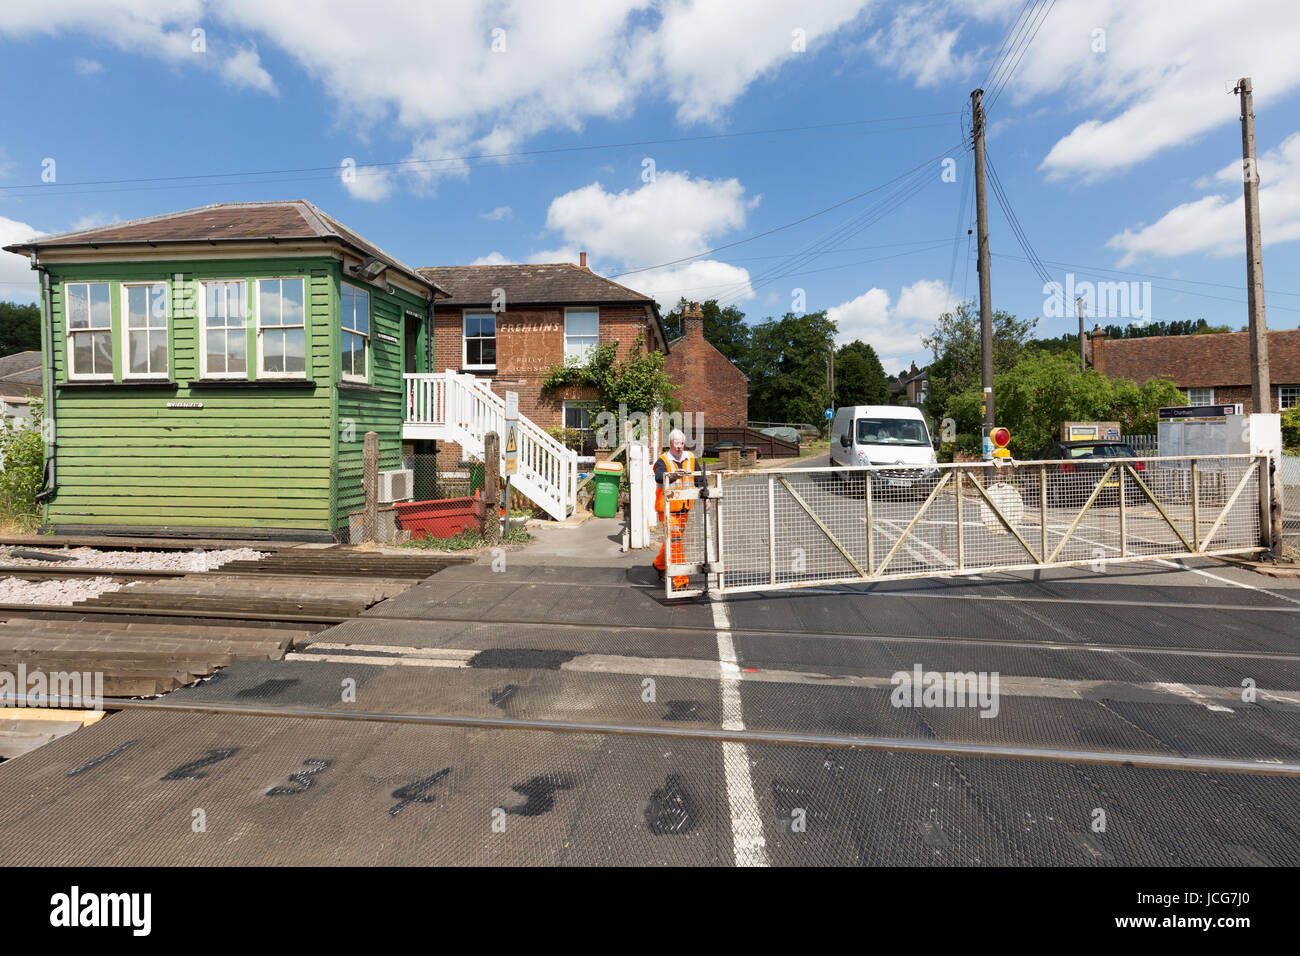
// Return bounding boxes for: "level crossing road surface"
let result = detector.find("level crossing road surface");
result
[1,542,1298,865]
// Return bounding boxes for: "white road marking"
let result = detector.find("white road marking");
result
[711,595,769,867]
[1154,558,1300,607]
[1152,681,1235,713]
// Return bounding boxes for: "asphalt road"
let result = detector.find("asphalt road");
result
[1,551,1298,866]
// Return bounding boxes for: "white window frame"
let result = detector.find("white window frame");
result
[1186,386,1214,406]
[257,277,309,379]
[65,281,114,380]
[120,281,170,379]
[562,400,597,433]
[1280,385,1300,410]
[462,309,496,371]
[199,279,250,380]
[564,307,599,363]
[339,281,369,383]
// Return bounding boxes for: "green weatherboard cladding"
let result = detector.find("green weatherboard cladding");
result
[40,256,430,537]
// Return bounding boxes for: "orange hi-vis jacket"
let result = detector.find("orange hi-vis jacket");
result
[654,451,700,515]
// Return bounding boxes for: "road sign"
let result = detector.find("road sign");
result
[504,424,518,475]
[504,391,519,475]
[825,408,833,420]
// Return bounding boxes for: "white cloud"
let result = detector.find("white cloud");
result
[865,3,979,88]
[220,44,275,94]
[1107,132,1300,265]
[470,251,513,266]
[543,170,756,265]
[0,215,41,302]
[828,279,956,368]
[625,260,755,312]
[340,165,393,202]
[69,212,115,232]
[73,57,103,75]
[480,205,513,222]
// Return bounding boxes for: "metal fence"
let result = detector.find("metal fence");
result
[1125,434,1158,455]
[665,455,1268,597]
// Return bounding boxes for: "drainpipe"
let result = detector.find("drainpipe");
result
[34,264,57,502]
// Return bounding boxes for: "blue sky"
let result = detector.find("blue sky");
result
[1,0,1298,374]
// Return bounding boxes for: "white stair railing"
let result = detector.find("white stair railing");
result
[404,371,578,521]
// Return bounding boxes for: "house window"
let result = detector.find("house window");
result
[66,282,113,379]
[1186,387,1214,405]
[563,401,596,432]
[339,283,369,381]
[463,311,496,370]
[201,280,248,377]
[122,282,169,377]
[258,278,307,377]
[1280,386,1300,410]
[565,308,599,362]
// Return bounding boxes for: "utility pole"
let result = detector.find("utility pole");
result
[972,89,995,458]
[1236,77,1270,412]
[1077,296,1086,372]
[1234,76,1282,557]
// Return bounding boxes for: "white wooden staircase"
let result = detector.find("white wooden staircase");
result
[403,371,578,521]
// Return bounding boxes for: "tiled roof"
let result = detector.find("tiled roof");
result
[2,201,441,294]
[1096,329,1300,387]
[416,263,654,307]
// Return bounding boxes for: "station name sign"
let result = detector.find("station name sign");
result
[1158,404,1242,419]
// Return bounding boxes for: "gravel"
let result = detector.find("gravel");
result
[0,576,124,606]
[0,547,269,605]
[0,547,266,572]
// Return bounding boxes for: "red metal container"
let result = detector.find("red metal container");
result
[394,497,485,539]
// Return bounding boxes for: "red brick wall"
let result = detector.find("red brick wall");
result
[663,315,749,427]
[429,303,657,466]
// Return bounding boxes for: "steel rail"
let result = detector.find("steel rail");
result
[23,695,1300,778]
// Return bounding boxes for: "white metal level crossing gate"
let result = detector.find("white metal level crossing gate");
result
[664,455,1271,598]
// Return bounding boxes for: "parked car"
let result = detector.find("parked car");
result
[829,405,939,496]
[1029,440,1147,507]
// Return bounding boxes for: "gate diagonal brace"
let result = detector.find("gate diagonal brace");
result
[1123,464,1195,553]
[1046,464,1117,564]
[875,471,953,574]
[778,476,867,577]
[964,470,1040,563]
[1190,461,1258,552]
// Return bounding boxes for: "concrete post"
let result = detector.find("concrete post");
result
[362,431,379,544]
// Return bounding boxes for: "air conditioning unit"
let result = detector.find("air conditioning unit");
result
[379,468,414,503]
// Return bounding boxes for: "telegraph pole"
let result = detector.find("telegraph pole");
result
[971,89,995,458]
[1077,296,1086,372]
[1236,77,1270,411]
[1235,77,1283,557]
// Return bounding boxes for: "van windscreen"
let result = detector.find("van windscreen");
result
[856,418,929,446]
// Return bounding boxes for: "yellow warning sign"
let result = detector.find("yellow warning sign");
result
[505,428,517,454]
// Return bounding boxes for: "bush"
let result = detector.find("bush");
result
[0,401,45,531]
[1282,407,1300,450]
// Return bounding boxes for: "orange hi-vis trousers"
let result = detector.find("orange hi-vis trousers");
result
[654,510,690,588]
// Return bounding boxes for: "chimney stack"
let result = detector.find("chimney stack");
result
[579,251,587,269]
[684,301,704,339]
[1089,324,1106,372]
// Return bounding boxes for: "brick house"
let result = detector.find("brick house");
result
[888,361,928,405]
[662,302,748,427]
[1088,325,1300,412]
[416,257,668,466]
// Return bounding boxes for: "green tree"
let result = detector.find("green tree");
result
[922,300,1038,424]
[943,352,1186,457]
[540,334,679,419]
[746,310,837,430]
[833,339,889,407]
[662,297,750,366]
[0,301,41,356]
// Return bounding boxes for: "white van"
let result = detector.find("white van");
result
[829,405,938,491]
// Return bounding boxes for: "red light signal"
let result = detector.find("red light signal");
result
[991,427,1011,448]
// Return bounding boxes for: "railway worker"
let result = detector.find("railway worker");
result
[653,429,708,589]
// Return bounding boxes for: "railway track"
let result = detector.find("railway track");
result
[0,544,471,699]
